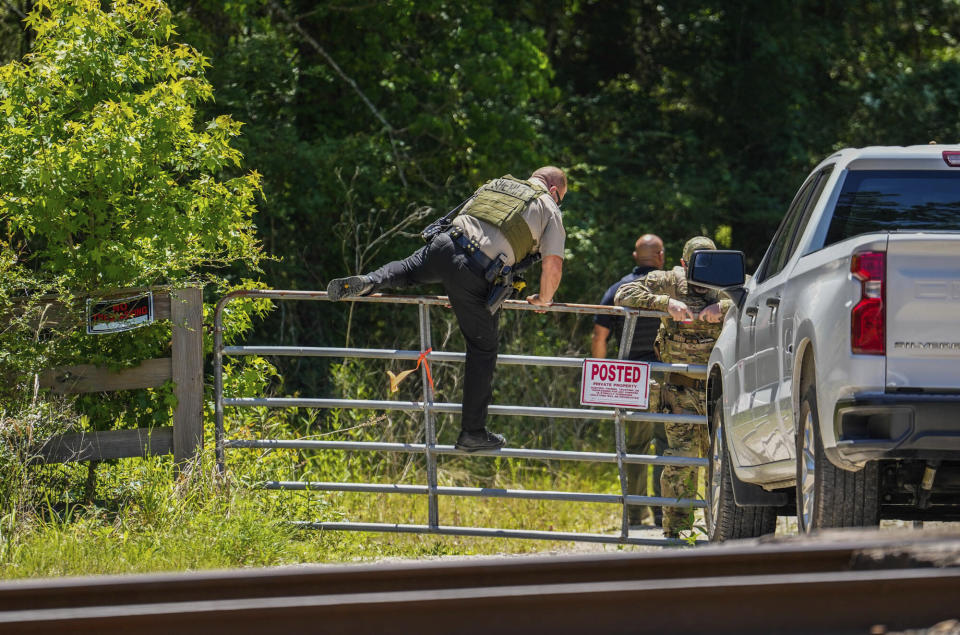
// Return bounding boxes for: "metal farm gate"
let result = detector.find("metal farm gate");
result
[214,290,708,547]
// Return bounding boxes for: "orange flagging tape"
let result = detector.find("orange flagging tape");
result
[386,347,434,393]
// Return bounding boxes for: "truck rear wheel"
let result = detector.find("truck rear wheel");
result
[796,385,879,532]
[706,406,777,541]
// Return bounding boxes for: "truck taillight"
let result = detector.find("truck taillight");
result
[943,151,960,167]
[851,251,885,355]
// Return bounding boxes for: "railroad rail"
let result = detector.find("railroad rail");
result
[2,531,958,634]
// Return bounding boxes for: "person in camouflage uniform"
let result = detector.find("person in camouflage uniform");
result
[592,234,668,527]
[614,236,732,538]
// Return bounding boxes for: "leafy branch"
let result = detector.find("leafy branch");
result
[269,0,408,189]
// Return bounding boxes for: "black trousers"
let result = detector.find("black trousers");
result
[365,232,497,433]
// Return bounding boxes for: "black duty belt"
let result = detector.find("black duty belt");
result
[447,226,504,282]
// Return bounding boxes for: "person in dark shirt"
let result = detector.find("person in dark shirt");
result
[592,233,667,527]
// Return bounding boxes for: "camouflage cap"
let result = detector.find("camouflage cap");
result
[682,236,716,263]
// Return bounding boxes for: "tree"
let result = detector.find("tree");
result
[0,0,267,466]
[0,0,264,292]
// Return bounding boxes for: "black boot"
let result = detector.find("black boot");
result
[327,275,373,301]
[455,429,506,452]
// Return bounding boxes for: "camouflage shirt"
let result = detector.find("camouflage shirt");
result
[614,266,732,365]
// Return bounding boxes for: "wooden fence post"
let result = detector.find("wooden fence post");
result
[171,287,204,464]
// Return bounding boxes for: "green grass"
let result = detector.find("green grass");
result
[0,449,665,579]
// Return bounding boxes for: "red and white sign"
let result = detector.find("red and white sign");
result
[580,358,651,409]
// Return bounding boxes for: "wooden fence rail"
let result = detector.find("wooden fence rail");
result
[33,287,203,465]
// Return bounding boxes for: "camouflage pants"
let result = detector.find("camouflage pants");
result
[660,384,709,537]
[626,381,667,525]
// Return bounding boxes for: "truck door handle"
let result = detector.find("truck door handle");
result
[766,297,781,308]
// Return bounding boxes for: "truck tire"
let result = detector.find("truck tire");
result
[706,406,777,541]
[796,385,880,533]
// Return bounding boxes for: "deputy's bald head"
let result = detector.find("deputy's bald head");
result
[633,234,664,268]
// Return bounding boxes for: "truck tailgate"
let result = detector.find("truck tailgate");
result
[886,234,960,390]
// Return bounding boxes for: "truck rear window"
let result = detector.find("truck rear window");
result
[825,170,960,246]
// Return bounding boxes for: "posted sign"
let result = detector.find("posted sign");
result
[86,292,154,334]
[580,358,651,409]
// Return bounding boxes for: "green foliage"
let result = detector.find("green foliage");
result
[0,0,267,360]
[0,448,645,578]
[163,0,560,393]
[0,399,79,521]
[0,0,263,288]
[0,0,271,519]
[0,4,30,64]
[1,453,296,576]
[163,0,960,400]
[6,0,960,572]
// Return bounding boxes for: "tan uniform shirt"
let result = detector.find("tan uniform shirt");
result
[451,193,565,266]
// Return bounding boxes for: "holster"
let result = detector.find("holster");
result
[486,281,514,315]
[486,267,524,314]
[484,251,540,314]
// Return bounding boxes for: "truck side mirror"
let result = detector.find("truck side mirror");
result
[687,250,745,288]
[687,250,747,306]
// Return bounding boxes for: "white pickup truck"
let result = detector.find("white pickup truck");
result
[687,144,960,540]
